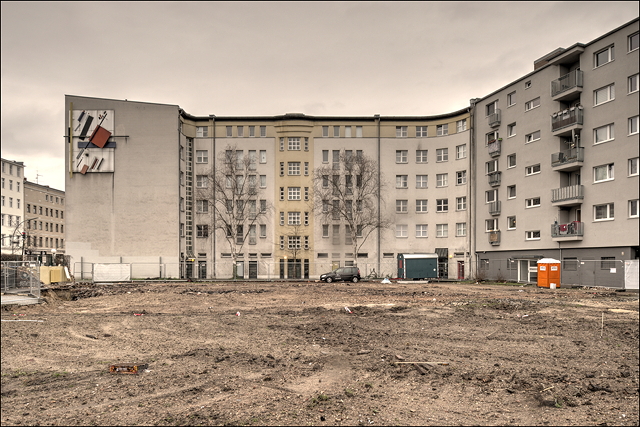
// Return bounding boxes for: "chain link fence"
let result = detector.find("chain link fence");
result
[1,261,42,298]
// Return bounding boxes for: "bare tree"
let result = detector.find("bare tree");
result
[282,221,311,279]
[312,150,390,265]
[197,145,272,278]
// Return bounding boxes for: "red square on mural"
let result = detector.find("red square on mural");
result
[89,125,112,148]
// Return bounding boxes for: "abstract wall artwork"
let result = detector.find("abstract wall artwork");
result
[71,110,116,174]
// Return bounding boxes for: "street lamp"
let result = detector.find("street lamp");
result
[10,217,39,261]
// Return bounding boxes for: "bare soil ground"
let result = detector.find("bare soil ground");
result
[1,280,638,426]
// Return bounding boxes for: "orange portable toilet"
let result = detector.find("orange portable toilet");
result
[537,258,561,288]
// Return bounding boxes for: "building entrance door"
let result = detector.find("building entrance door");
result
[457,261,465,280]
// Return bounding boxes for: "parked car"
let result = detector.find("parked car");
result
[320,266,361,283]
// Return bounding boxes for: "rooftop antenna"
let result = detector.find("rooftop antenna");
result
[35,172,43,184]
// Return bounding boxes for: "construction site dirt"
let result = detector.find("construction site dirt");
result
[1,280,638,426]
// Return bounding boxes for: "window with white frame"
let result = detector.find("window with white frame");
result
[486,101,497,116]
[279,138,285,151]
[288,162,301,176]
[279,212,285,226]
[226,126,232,137]
[456,223,466,237]
[525,80,531,89]
[196,126,208,137]
[526,230,541,240]
[196,224,208,238]
[416,175,428,188]
[436,199,448,212]
[196,200,208,213]
[437,124,448,136]
[288,137,301,151]
[507,153,516,168]
[332,150,340,169]
[416,126,428,137]
[237,126,244,137]
[594,45,614,67]
[486,130,498,144]
[629,158,639,176]
[594,163,614,182]
[594,84,615,106]
[456,144,467,159]
[356,126,363,137]
[279,162,285,176]
[507,123,516,137]
[436,148,449,162]
[396,175,408,188]
[322,224,329,238]
[260,126,266,137]
[288,236,301,250]
[507,91,516,106]
[525,97,540,111]
[396,224,408,238]
[288,212,301,225]
[258,150,266,164]
[396,150,408,163]
[485,219,498,232]
[595,203,614,221]
[322,150,329,163]
[507,185,516,199]
[196,175,208,188]
[321,126,331,137]
[396,200,408,213]
[456,196,467,211]
[456,119,467,132]
[436,173,448,187]
[304,187,309,201]
[526,197,541,208]
[396,126,408,137]
[344,126,352,138]
[629,116,639,135]
[594,124,615,144]
[331,126,339,137]
[525,164,541,176]
[416,150,428,163]
[416,199,428,212]
[629,74,639,94]
[288,187,301,200]
[630,32,639,52]
[196,150,208,163]
[485,189,497,203]
[259,224,266,238]
[525,130,541,143]
[486,159,498,174]
[629,199,639,218]
[279,187,284,201]
[249,126,255,137]
[507,216,516,230]
[248,150,257,170]
[456,170,467,185]
[260,175,267,188]
[436,224,448,237]
[416,224,428,238]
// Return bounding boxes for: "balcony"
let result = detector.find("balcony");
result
[551,70,584,102]
[552,107,583,137]
[488,109,501,128]
[488,171,501,187]
[551,221,584,241]
[489,230,500,245]
[488,139,501,157]
[489,200,501,216]
[551,147,584,172]
[551,184,584,207]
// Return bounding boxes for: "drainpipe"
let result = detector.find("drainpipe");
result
[469,99,478,280]
[375,114,381,274]
[210,115,216,279]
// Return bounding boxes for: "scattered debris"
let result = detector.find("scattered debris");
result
[109,363,148,375]
[235,311,241,316]
[344,306,352,313]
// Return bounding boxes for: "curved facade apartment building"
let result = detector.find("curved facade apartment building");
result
[64,18,638,286]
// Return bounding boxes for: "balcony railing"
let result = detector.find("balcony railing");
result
[488,171,501,187]
[551,147,584,168]
[488,139,501,157]
[489,230,500,245]
[551,184,584,204]
[551,70,584,97]
[489,200,501,216]
[552,107,583,132]
[551,221,584,238]
[488,109,501,128]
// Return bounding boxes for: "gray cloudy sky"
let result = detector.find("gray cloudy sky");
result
[1,1,638,191]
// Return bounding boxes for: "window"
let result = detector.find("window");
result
[436,148,448,162]
[436,124,448,136]
[563,257,578,271]
[485,189,497,203]
[594,124,614,144]
[322,150,329,163]
[260,175,267,188]
[524,81,531,89]
[288,212,301,225]
[345,126,352,138]
[196,150,208,163]
[456,196,467,211]
[396,126,408,137]
[507,123,516,137]
[396,150,408,163]
[196,126,208,137]
[456,119,467,132]
[525,130,541,143]
[594,45,614,67]
[288,187,301,200]
[456,144,467,159]
[526,197,541,208]
[279,138,284,151]
[594,163,614,182]
[525,97,540,111]
[629,199,639,218]
[486,101,497,116]
[333,126,340,137]
[456,170,467,185]
[629,74,639,94]
[249,126,255,137]
[288,162,301,176]
[507,91,516,106]
[485,219,498,232]
[526,230,541,240]
[594,84,615,106]
[416,150,428,163]
[196,200,208,213]
[260,126,266,137]
[396,200,408,213]
[436,199,449,212]
[322,126,329,137]
[595,203,614,221]
[456,223,466,237]
[416,175,428,188]
[507,185,516,199]
[226,126,232,137]
[485,160,498,174]
[396,224,408,238]
[237,126,244,137]
[288,137,300,151]
[396,175,408,188]
[630,32,639,52]
[196,225,209,238]
[260,150,267,163]
[416,126,428,137]
[287,236,301,250]
[332,150,340,169]
[279,212,285,226]
[525,164,541,176]
[436,173,448,187]
[356,126,363,137]
[507,216,516,230]
[436,224,448,238]
[322,224,329,238]
[279,162,285,176]
[416,224,428,238]
[486,130,498,144]
[416,199,428,212]
[507,154,516,168]
[629,158,639,176]
[629,116,639,135]
[196,175,208,188]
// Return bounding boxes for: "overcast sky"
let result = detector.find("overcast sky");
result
[1,1,638,191]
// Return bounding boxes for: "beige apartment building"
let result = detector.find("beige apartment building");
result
[23,181,66,263]
[1,158,26,256]
[63,18,638,286]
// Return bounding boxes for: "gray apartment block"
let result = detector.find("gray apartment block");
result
[64,18,638,286]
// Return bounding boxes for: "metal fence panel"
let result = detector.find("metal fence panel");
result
[1,261,41,297]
